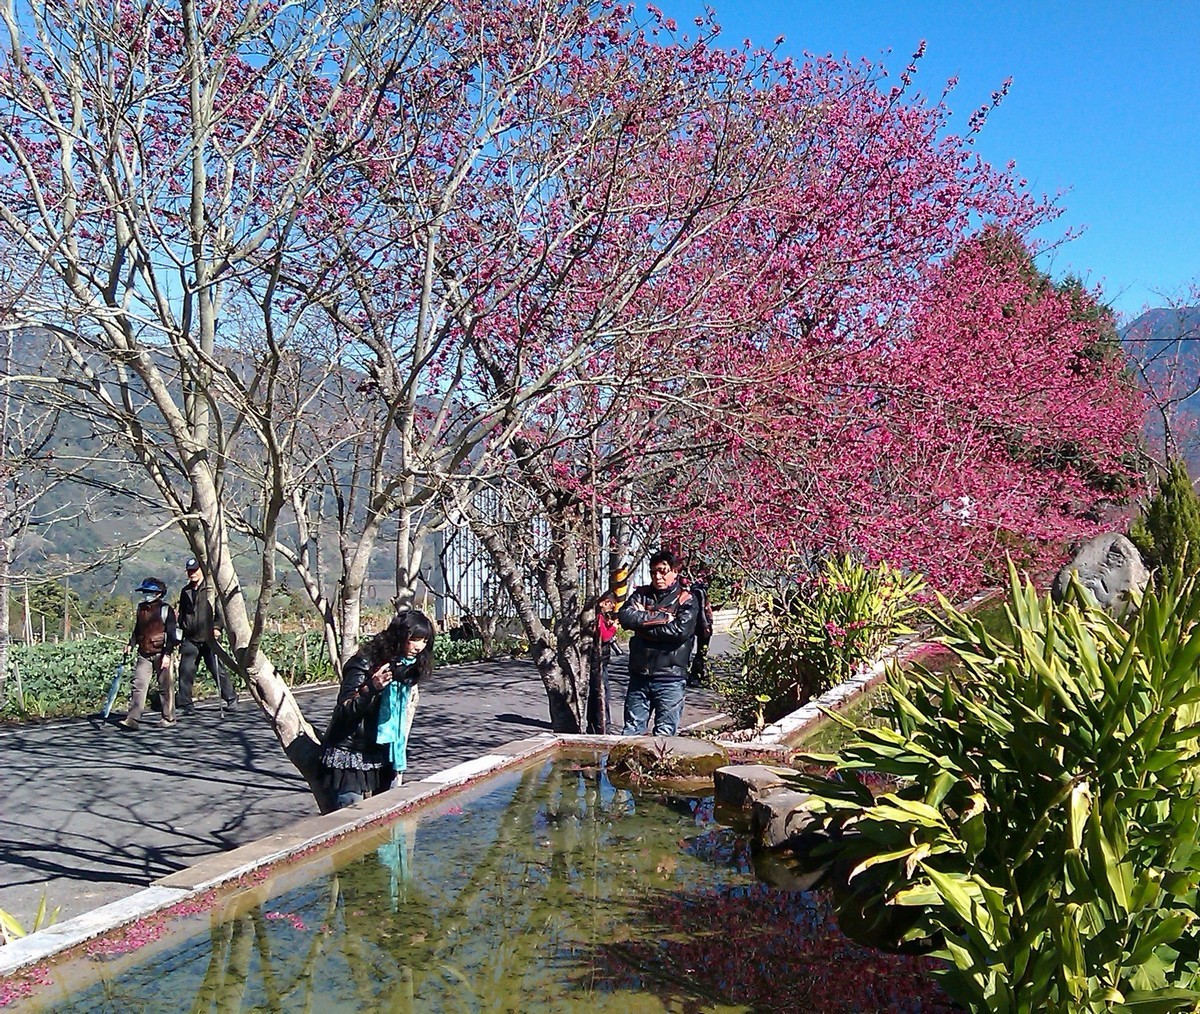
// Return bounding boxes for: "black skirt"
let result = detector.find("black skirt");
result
[320,747,392,798]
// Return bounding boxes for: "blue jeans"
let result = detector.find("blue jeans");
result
[335,789,365,809]
[622,674,686,736]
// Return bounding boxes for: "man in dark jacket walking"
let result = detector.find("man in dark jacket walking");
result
[618,549,699,736]
[176,557,237,716]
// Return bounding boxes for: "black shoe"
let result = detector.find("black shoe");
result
[221,700,238,714]
[179,705,195,716]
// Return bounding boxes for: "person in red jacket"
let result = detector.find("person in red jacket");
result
[587,591,620,733]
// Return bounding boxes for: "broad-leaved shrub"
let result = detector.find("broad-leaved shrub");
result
[797,561,1200,1012]
[716,556,924,726]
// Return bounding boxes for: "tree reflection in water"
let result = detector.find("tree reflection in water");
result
[42,758,952,1012]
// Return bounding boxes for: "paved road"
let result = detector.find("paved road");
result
[0,642,728,927]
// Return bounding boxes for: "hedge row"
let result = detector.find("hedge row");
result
[1,632,523,720]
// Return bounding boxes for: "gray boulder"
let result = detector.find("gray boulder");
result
[1052,533,1148,615]
[750,788,817,850]
[713,764,791,809]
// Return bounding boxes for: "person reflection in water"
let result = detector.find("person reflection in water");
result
[321,609,434,810]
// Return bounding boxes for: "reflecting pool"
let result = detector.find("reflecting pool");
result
[27,756,952,1013]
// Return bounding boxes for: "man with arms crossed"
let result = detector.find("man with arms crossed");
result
[619,549,699,736]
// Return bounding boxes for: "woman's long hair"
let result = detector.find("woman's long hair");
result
[365,608,435,683]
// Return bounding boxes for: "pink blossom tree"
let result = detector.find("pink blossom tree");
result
[447,47,1145,728]
[682,229,1144,595]
[0,0,1148,765]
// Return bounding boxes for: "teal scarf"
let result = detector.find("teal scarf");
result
[376,659,416,772]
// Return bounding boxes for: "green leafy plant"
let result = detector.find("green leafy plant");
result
[717,556,924,726]
[1,638,124,719]
[8,686,48,718]
[796,560,1200,1012]
[1129,458,1200,581]
[432,635,525,667]
[258,630,336,686]
[0,895,59,945]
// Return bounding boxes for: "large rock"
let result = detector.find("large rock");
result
[750,787,817,850]
[607,736,729,790]
[713,764,793,809]
[1052,533,1149,615]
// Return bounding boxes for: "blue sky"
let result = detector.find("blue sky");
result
[654,1,1200,321]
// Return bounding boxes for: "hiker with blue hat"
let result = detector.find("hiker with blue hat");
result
[176,556,237,717]
[119,577,178,730]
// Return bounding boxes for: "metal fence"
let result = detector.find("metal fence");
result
[419,491,652,623]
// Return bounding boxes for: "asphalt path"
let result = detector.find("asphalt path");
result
[0,639,728,927]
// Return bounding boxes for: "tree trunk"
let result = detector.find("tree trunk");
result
[534,642,583,733]
[457,492,589,732]
[0,531,11,703]
[193,477,335,812]
[393,501,423,610]
[242,645,335,812]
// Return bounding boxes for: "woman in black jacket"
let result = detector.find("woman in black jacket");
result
[321,608,435,809]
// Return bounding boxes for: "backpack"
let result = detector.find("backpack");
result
[136,601,169,655]
[692,584,714,641]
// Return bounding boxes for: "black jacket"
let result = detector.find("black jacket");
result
[323,652,418,760]
[177,581,224,644]
[618,579,699,682]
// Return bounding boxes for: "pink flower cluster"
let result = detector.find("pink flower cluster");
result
[0,965,50,1008]
[264,911,307,932]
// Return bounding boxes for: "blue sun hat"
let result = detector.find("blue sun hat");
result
[135,577,166,596]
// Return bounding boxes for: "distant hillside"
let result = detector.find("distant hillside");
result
[1120,305,1200,472]
[1122,305,1200,344]
[3,328,404,603]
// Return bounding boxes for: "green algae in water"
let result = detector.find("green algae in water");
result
[32,757,950,1013]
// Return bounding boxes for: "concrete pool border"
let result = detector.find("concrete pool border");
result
[0,588,998,984]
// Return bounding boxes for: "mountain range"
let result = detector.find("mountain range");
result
[1120,305,1200,472]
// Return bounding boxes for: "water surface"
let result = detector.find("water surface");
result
[29,756,948,1013]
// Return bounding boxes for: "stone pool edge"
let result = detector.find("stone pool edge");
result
[0,589,998,983]
[0,715,818,981]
